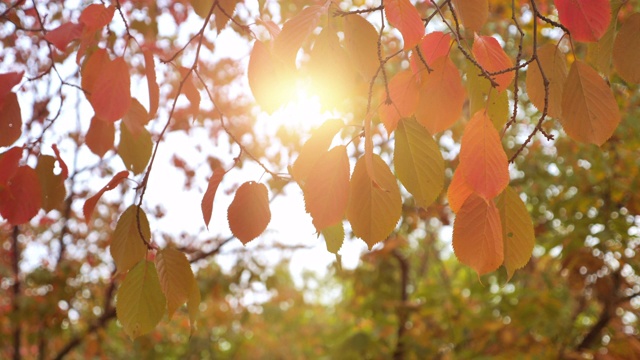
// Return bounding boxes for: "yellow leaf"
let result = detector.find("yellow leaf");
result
[110,205,149,274]
[291,118,344,185]
[526,44,567,119]
[496,186,535,281]
[322,222,345,254]
[118,122,152,175]
[452,0,488,32]
[613,12,640,84]
[344,14,379,80]
[155,248,195,319]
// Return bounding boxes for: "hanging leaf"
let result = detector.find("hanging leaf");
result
[385,0,424,51]
[453,193,503,275]
[308,26,354,108]
[304,145,350,232]
[472,34,514,92]
[0,71,23,102]
[118,123,152,175]
[412,31,451,72]
[0,166,42,225]
[143,49,159,118]
[451,0,488,32]
[214,0,240,33]
[291,118,343,184]
[459,111,509,200]
[555,0,610,43]
[487,89,509,130]
[44,22,84,51]
[122,98,149,138]
[0,92,22,147]
[525,44,567,119]
[89,56,132,122]
[273,5,324,67]
[560,60,620,145]
[344,14,379,80]
[322,222,345,254]
[227,182,271,245]
[79,4,115,33]
[201,167,225,229]
[81,48,109,91]
[447,167,473,213]
[612,13,640,84]
[35,155,66,213]
[186,277,201,336]
[587,0,625,77]
[347,155,402,249]
[496,186,535,281]
[155,248,196,319]
[415,57,465,134]
[85,116,115,157]
[248,40,293,113]
[191,0,214,18]
[394,118,444,208]
[110,205,150,274]
[379,70,419,133]
[83,170,129,222]
[115,260,165,340]
[0,147,22,185]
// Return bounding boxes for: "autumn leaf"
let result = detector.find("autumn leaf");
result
[115,260,166,340]
[35,155,66,213]
[143,49,159,118]
[472,34,514,92]
[385,0,424,51]
[273,5,324,67]
[0,71,23,102]
[344,14,379,80]
[612,13,640,84]
[394,118,444,208]
[79,4,115,33]
[118,123,152,175]
[110,205,150,274]
[453,193,503,275]
[0,147,22,185]
[88,56,132,122]
[413,31,451,71]
[304,146,350,232]
[201,167,225,229]
[415,57,466,134]
[379,70,420,133]
[452,0,488,32]
[81,48,109,92]
[0,165,42,225]
[155,248,196,319]
[347,155,402,249]
[459,111,509,200]
[587,1,625,77]
[85,115,114,157]
[308,26,354,108]
[0,92,22,147]
[122,99,149,138]
[496,186,535,281]
[44,22,84,51]
[247,40,293,113]
[83,170,129,222]
[322,222,345,254]
[227,182,271,245]
[560,60,620,145]
[555,0,610,42]
[447,167,473,213]
[214,0,240,33]
[525,44,568,118]
[291,118,344,184]
[178,67,201,115]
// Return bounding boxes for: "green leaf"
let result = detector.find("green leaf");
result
[110,205,150,274]
[155,248,195,319]
[496,186,535,281]
[321,222,345,254]
[118,123,152,175]
[115,260,166,340]
[394,118,444,208]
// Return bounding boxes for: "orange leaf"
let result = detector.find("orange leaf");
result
[447,167,473,213]
[143,49,159,117]
[0,147,22,185]
[273,5,324,67]
[45,22,84,51]
[385,0,425,51]
[613,13,640,84]
[415,57,466,134]
[459,111,509,200]
[81,48,109,92]
[214,0,240,33]
[291,118,344,184]
[178,67,200,114]
[560,60,620,145]
[79,4,115,33]
[0,71,23,102]
[85,115,114,157]
[452,0,488,32]
[379,70,419,133]
[555,0,610,42]
[0,92,22,147]
[525,44,567,118]
[0,166,42,225]
[247,40,293,113]
[83,170,129,223]
[227,182,271,245]
[472,34,514,92]
[201,167,225,229]
[452,193,503,275]
[344,15,380,80]
[304,145,350,232]
[89,56,132,122]
[412,31,451,72]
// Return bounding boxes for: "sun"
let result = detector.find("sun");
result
[269,79,334,130]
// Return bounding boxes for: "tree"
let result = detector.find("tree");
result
[1,0,640,358]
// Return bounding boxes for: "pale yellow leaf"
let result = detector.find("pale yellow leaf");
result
[613,12,640,84]
[110,205,149,274]
[496,186,535,281]
[155,248,195,319]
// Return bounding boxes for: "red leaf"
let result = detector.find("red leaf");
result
[201,167,225,229]
[0,166,42,225]
[227,182,271,245]
[89,56,132,122]
[472,34,514,92]
[411,31,451,73]
[0,147,22,185]
[273,5,324,67]
[555,0,610,42]
[0,92,22,147]
[44,22,84,51]
[81,48,109,92]
[85,116,115,157]
[385,0,425,50]
[459,111,509,200]
[379,70,420,133]
[51,144,69,179]
[79,4,115,33]
[83,170,129,223]
[0,71,23,103]
[143,49,159,118]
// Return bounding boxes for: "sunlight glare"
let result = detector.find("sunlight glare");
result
[271,80,331,130]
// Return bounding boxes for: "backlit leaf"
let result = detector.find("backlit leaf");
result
[0,166,42,225]
[0,147,22,185]
[201,167,225,229]
[291,118,343,184]
[273,5,324,67]
[155,248,196,319]
[35,155,66,213]
[118,123,152,175]
[86,115,114,157]
[122,98,149,138]
[83,170,129,222]
[110,205,150,274]
[447,167,473,213]
[0,71,23,102]
[322,222,344,254]
[227,182,271,245]
[526,44,567,118]
[143,49,159,118]
[561,60,620,145]
[0,92,22,147]
[379,70,419,133]
[89,56,132,122]
[496,186,535,281]
[394,118,444,208]
[487,89,509,131]
[308,26,354,108]
[459,111,509,200]
[413,31,451,71]
[304,145,350,232]
[452,0,488,32]
[344,15,379,80]
[613,13,640,84]
[79,4,115,33]
[116,260,165,340]
[248,40,293,113]
[347,155,402,249]
[555,0,610,42]
[385,0,424,50]
[453,193,503,275]
[472,34,514,92]
[44,22,84,51]
[81,48,109,92]
[415,57,465,134]
[587,0,625,77]
[214,0,240,33]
